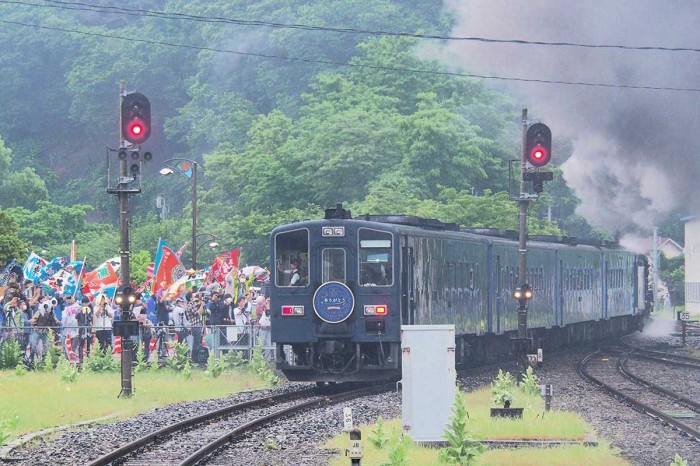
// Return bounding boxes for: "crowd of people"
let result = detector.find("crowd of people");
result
[0,275,272,366]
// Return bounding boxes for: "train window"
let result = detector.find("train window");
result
[274,229,309,287]
[358,229,393,287]
[322,248,346,283]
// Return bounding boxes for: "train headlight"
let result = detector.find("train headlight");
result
[281,305,304,316]
[364,305,387,316]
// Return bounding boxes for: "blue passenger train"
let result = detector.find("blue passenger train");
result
[270,204,649,383]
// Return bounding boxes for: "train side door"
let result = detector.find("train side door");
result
[401,238,415,325]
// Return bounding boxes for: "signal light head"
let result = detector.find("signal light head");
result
[525,123,552,168]
[121,92,151,145]
[513,284,533,301]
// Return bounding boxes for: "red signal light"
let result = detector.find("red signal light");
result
[532,147,546,161]
[375,305,387,315]
[121,92,151,145]
[128,121,144,138]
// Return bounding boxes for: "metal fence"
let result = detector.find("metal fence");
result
[0,323,275,363]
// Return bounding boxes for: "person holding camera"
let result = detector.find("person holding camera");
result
[76,296,94,361]
[93,294,114,352]
[233,295,249,348]
[184,291,205,362]
[29,295,59,361]
[207,291,226,345]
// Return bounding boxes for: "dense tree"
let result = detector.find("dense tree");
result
[0,210,26,264]
[0,0,615,270]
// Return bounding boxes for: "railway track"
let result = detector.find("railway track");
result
[631,348,700,370]
[86,383,391,466]
[579,348,700,444]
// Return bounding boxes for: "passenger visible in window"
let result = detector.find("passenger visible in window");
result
[278,258,304,286]
[361,263,388,286]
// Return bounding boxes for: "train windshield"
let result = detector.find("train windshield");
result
[274,228,309,287]
[358,229,393,287]
[322,248,346,283]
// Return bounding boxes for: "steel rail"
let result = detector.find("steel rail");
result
[579,350,700,444]
[85,387,320,466]
[631,349,700,370]
[618,356,700,411]
[178,383,393,466]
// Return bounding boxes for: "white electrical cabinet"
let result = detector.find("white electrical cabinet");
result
[401,325,456,443]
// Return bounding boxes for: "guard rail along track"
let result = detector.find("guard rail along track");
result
[87,383,391,466]
[579,348,700,443]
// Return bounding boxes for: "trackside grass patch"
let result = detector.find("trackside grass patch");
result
[325,388,628,465]
[0,369,268,441]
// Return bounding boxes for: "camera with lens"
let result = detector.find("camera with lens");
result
[42,303,50,310]
[50,298,58,308]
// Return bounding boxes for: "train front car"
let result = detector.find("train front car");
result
[270,206,401,383]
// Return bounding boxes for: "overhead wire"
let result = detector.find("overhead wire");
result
[0,3,698,93]
[10,0,700,54]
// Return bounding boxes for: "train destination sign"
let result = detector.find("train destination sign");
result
[313,281,355,323]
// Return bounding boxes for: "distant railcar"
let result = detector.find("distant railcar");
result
[270,205,649,383]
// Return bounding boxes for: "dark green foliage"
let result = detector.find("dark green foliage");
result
[660,255,685,305]
[166,341,190,372]
[0,210,26,265]
[0,0,620,269]
[0,339,22,370]
[84,348,119,373]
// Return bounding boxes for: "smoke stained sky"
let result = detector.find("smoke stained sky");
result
[439,0,700,235]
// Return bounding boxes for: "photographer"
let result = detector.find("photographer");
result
[29,295,59,361]
[184,292,205,362]
[76,297,93,360]
[207,291,226,345]
[93,294,114,352]
[172,297,191,349]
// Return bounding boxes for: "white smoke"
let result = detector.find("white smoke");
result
[439,0,700,235]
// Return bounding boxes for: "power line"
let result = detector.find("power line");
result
[6,0,700,54]
[0,17,699,93]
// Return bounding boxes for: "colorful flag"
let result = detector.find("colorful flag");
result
[207,249,240,285]
[175,160,194,178]
[42,260,85,296]
[152,239,187,293]
[0,260,24,285]
[82,260,119,297]
[175,242,188,258]
[146,262,155,282]
[39,257,68,282]
[23,252,47,284]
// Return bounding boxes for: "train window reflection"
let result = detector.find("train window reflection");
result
[322,248,346,283]
[359,229,393,287]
